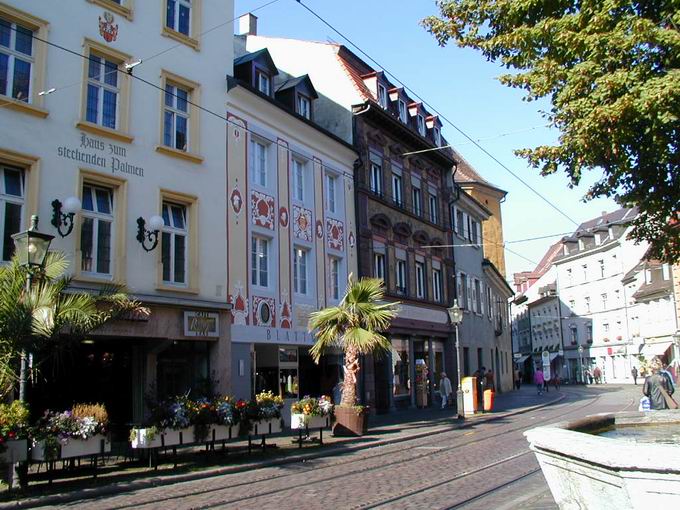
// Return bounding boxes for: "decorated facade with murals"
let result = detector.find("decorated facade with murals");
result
[226,37,358,419]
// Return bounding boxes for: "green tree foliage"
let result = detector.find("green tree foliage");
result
[0,252,145,397]
[423,1,679,261]
[308,276,398,407]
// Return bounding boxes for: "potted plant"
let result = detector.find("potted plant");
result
[31,403,110,461]
[130,397,193,449]
[0,401,29,464]
[210,396,241,441]
[290,396,333,430]
[308,276,398,436]
[245,391,283,436]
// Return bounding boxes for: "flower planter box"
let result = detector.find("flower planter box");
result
[31,434,110,461]
[130,427,194,449]
[290,414,331,430]
[209,424,239,442]
[0,439,28,463]
[249,418,283,436]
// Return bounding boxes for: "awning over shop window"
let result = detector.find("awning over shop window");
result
[514,354,530,364]
[640,342,672,358]
[549,352,560,361]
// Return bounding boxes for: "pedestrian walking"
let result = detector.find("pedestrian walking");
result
[439,372,453,409]
[534,369,544,395]
[485,370,495,392]
[552,375,561,391]
[643,357,677,410]
[593,366,602,384]
[661,362,676,392]
[631,366,638,385]
[514,368,522,390]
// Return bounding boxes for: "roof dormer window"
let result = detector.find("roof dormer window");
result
[433,127,441,146]
[417,114,425,136]
[256,70,270,95]
[398,99,407,123]
[297,93,311,119]
[377,83,387,108]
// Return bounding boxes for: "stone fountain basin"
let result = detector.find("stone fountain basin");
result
[524,411,680,510]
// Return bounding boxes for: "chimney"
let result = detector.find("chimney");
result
[601,210,607,217]
[238,13,258,36]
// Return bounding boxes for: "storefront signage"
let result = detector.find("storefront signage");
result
[231,325,314,345]
[184,311,219,338]
[57,133,145,177]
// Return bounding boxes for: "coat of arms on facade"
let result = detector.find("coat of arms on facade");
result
[326,218,344,251]
[293,205,312,241]
[348,231,356,248]
[279,206,289,228]
[251,190,275,230]
[98,12,119,43]
[316,220,324,240]
[229,283,248,325]
[230,183,243,217]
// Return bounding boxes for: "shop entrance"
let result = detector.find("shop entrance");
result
[253,344,299,425]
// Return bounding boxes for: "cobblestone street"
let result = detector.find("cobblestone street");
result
[27,385,639,509]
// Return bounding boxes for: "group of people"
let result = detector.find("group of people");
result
[641,357,677,410]
[437,367,496,409]
[582,366,603,384]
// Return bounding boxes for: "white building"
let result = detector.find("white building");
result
[555,208,648,383]
[0,0,233,430]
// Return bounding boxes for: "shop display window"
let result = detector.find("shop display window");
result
[392,338,410,397]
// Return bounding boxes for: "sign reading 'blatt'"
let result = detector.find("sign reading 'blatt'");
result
[57,133,145,177]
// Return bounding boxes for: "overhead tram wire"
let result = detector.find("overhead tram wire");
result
[10,25,355,182]
[294,0,581,227]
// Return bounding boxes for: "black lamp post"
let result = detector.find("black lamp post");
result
[12,215,54,401]
[447,299,464,418]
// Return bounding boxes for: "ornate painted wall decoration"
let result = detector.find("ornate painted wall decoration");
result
[326,218,345,251]
[251,190,275,230]
[279,206,289,228]
[252,296,276,327]
[98,12,118,42]
[348,231,356,249]
[230,181,243,218]
[279,296,292,329]
[315,219,324,240]
[293,205,312,241]
[229,282,248,325]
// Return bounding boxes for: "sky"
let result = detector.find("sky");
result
[234,0,620,282]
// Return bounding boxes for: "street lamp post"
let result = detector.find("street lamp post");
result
[577,345,584,385]
[447,299,464,418]
[11,215,54,401]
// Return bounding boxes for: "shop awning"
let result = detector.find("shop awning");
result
[549,352,560,361]
[514,354,530,364]
[641,342,672,358]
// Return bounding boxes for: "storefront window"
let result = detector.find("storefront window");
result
[279,368,299,398]
[157,341,209,400]
[431,340,445,391]
[392,338,410,397]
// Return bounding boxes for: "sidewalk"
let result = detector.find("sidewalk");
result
[0,386,564,509]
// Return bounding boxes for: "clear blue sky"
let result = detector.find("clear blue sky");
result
[234,0,619,281]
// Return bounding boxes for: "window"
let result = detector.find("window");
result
[463,347,470,376]
[396,259,407,294]
[570,325,578,345]
[256,70,270,95]
[166,0,192,36]
[566,268,573,286]
[601,293,608,310]
[614,289,620,305]
[163,83,189,151]
[474,279,482,313]
[428,192,438,224]
[412,183,422,216]
[599,259,605,278]
[86,53,119,129]
[293,247,308,295]
[250,139,267,187]
[370,162,382,195]
[0,16,33,103]
[433,268,442,302]
[585,296,590,313]
[0,165,23,261]
[433,127,441,146]
[87,0,133,21]
[377,83,387,108]
[330,257,340,300]
[297,94,311,119]
[81,184,113,276]
[662,263,670,280]
[459,273,468,310]
[456,209,465,237]
[415,261,425,299]
[398,99,407,123]
[373,252,385,280]
[392,338,410,397]
[417,114,425,136]
[470,219,479,245]
[293,159,305,201]
[582,264,588,281]
[486,285,492,318]
[161,202,187,285]
[391,173,402,206]
[603,322,610,333]
[586,325,593,343]
[251,236,269,287]
[326,173,337,213]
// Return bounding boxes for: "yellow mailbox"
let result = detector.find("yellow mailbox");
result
[462,376,478,415]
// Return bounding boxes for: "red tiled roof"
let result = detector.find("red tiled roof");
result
[533,241,563,276]
[335,53,371,101]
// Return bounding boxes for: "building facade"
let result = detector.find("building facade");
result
[0,0,234,434]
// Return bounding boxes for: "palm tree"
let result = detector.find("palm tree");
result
[309,275,398,407]
[0,251,145,399]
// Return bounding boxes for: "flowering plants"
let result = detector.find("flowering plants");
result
[214,396,243,427]
[0,401,30,452]
[291,396,334,417]
[33,403,108,442]
[254,391,284,420]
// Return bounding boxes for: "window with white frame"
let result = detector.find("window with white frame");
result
[474,279,482,313]
[256,70,270,95]
[456,209,465,237]
[459,273,468,310]
[433,268,442,302]
[0,16,33,102]
[428,192,438,224]
[603,322,610,333]
[601,293,608,310]
[486,285,492,318]
[391,173,403,206]
[326,173,337,213]
[417,114,425,136]
[251,236,269,287]
[166,0,192,36]
[163,83,189,151]
[582,264,588,281]
[566,268,573,285]
[585,296,591,313]
[396,259,407,294]
[161,202,188,285]
[370,161,382,195]
[662,263,670,280]
[330,256,340,300]
[81,184,113,276]
[0,165,23,262]
[293,247,309,295]
[586,324,592,342]
[373,252,385,280]
[86,53,119,129]
[250,139,267,187]
[297,94,311,119]
[470,219,479,245]
[412,183,422,216]
[398,99,407,123]
[293,159,305,201]
[415,261,425,299]
[598,259,605,278]
[377,83,387,108]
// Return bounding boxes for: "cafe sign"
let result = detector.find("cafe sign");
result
[184,311,219,338]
